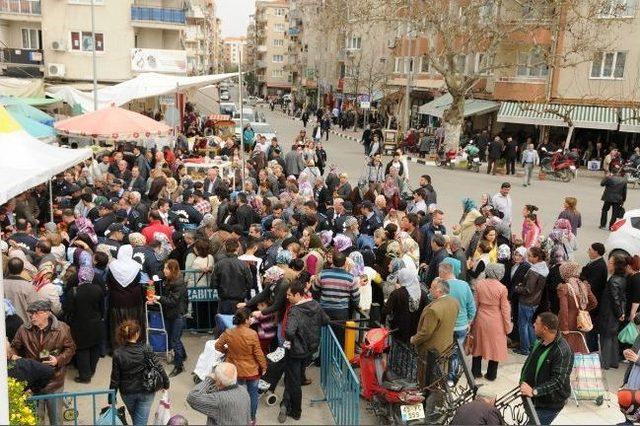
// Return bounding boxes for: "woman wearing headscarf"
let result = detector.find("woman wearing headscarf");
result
[106,245,144,348]
[348,251,371,314]
[383,268,428,344]
[557,262,597,354]
[398,233,419,270]
[453,198,482,248]
[302,228,326,276]
[470,263,512,381]
[382,175,401,210]
[333,233,354,255]
[343,216,360,246]
[64,265,104,383]
[32,261,62,317]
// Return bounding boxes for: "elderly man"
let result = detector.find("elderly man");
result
[450,389,502,425]
[4,257,38,324]
[187,362,251,426]
[10,300,76,424]
[411,278,459,417]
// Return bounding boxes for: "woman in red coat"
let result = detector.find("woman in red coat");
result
[557,262,597,354]
[470,263,512,381]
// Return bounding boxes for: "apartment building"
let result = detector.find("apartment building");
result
[223,36,246,70]
[253,0,290,97]
[0,0,218,82]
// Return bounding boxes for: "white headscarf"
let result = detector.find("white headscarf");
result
[397,268,422,312]
[109,245,141,287]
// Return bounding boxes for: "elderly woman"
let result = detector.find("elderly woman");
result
[343,216,360,246]
[470,263,512,381]
[557,262,597,354]
[383,268,428,344]
[398,233,420,270]
[454,198,482,248]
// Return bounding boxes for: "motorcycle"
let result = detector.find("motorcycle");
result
[540,147,577,182]
[463,141,481,173]
[624,160,640,187]
[436,145,458,168]
[353,328,425,424]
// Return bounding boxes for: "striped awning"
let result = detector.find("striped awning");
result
[497,102,618,130]
[418,94,500,118]
[620,108,640,133]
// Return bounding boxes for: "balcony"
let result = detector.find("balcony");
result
[131,6,186,29]
[257,45,267,53]
[0,47,44,77]
[492,76,547,102]
[255,60,266,69]
[0,0,41,20]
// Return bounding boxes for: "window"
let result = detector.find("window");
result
[274,8,286,16]
[475,53,492,75]
[271,69,284,78]
[274,23,285,32]
[599,0,636,18]
[70,31,104,52]
[394,57,403,73]
[21,28,40,49]
[516,50,549,77]
[591,51,626,78]
[273,39,284,47]
[345,36,362,50]
[420,56,431,74]
[394,57,415,73]
[454,54,467,73]
[272,54,284,63]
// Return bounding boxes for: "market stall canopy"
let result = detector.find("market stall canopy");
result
[497,102,618,130]
[619,108,640,133]
[54,105,172,139]
[418,94,500,118]
[47,72,238,112]
[13,97,61,107]
[0,77,45,97]
[0,106,91,204]
[9,111,56,139]
[0,96,54,124]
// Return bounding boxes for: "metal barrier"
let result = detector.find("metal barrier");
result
[182,269,218,332]
[317,325,360,426]
[495,386,541,425]
[28,389,117,425]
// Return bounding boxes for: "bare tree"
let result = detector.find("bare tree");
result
[320,0,622,150]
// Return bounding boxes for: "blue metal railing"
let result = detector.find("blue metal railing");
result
[131,6,186,24]
[316,325,360,426]
[28,389,117,425]
[182,269,218,332]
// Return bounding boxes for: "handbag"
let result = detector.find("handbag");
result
[463,334,474,356]
[569,286,593,332]
[142,347,165,393]
[619,322,640,345]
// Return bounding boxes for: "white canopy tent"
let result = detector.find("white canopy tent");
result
[0,106,91,423]
[47,72,238,113]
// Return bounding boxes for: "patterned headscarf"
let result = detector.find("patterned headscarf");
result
[559,261,588,309]
[485,263,505,281]
[319,230,334,248]
[348,251,365,276]
[33,261,55,292]
[498,244,511,261]
[78,265,95,284]
[264,266,285,284]
[386,240,401,258]
[333,234,353,253]
[276,249,293,265]
[462,197,477,214]
[73,217,98,245]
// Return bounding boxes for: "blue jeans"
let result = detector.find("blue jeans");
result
[238,378,259,421]
[121,392,155,426]
[449,329,467,382]
[534,407,562,425]
[167,316,185,367]
[518,304,537,354]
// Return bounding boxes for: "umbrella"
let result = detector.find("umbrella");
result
[54,105,172,140]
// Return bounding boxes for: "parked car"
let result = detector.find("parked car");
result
[220,102,236,116]
[220,92,230,101]
[605,208,640,258]
[250,122,277,142]
[233,108,256,123]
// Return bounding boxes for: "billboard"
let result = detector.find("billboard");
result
[130,48,187,74]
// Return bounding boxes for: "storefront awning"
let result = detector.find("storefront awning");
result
[418,94,499,118]
[619,108,640,133]
[497,102,618,130]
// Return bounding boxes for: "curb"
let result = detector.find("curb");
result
[271,109,362,142]
[405,156,436,166]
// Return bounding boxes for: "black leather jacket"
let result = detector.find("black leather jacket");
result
[110,342,169,395]
[598,274,627,333]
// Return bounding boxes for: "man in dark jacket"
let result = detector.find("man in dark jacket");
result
[210,239,253,314]
[520,312,573,425]
[420,209,446,264]
[505,136,518,175]
[580,242,608,351]
[170,190,204,229]
[280,279,329,423]
[600,168,627,229]
[424,235,448,287]
[359,202,382,236]
[486,136,504,175]
[235,192,259,234]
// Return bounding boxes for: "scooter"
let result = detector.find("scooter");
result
[540,148,577,182]
[624,160,640,188]
[436,145,457,168]
[463,141,481,173]
[353,328,425,424]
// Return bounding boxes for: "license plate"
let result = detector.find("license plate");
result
[400,404,425,422]
[569,165,576,170]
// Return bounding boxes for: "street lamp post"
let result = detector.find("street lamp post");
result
[90,0,98,110]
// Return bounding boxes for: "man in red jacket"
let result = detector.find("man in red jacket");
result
[141,210,173,244]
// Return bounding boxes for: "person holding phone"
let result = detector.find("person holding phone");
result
[10,299,76,425]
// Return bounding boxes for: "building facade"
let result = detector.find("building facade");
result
[223,36,246,71]
[253,0,290,97]
[0,0,220,82]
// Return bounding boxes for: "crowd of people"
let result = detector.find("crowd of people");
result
[2,103,639,426]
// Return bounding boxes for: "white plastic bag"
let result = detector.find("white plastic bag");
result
[153,390,171,425]
[193,339,226,380]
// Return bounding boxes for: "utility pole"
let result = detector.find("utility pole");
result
[403,0,413,133]
[90,0,98,110]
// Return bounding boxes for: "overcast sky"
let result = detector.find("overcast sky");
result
[217,0,256,38]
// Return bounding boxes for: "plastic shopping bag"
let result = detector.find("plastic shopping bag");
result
[153,390,171,426]
[96,406,125,425]
[619,322,639,345]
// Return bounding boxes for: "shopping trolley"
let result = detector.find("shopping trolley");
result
[567,331,610,407]
[145,301,169,360]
